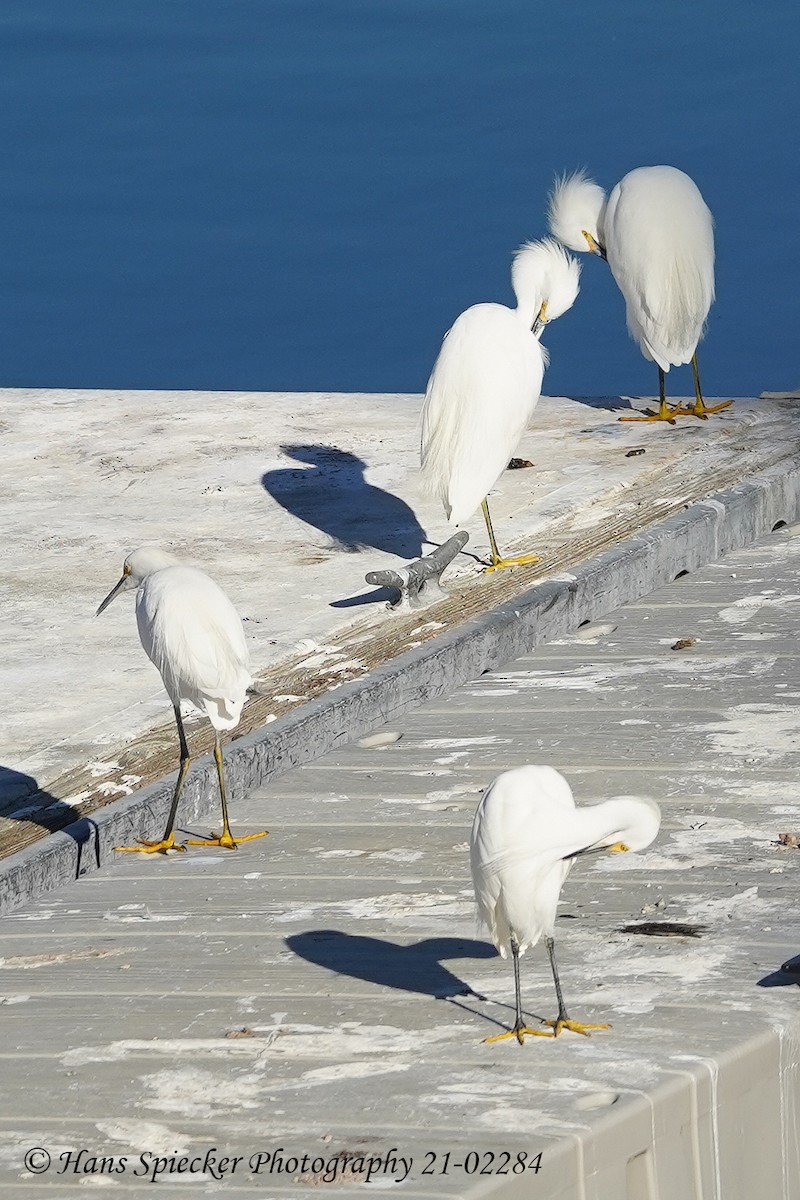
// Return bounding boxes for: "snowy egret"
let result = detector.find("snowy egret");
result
[96,546,268,853]
[420,239,580,570]
[548,166,731,423]
[470,765,660,1045]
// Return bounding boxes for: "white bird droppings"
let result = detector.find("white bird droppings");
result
[357,731,403,749]
[95,1119,191,1156]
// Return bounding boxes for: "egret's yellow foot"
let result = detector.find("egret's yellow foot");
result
[618,402,678,425]
[484,552,539,573]
[545,1017,610,1038]
[114,834,186,854]
[672,398,733,419]
[483,1025,554,1045]
[186,830,269,850]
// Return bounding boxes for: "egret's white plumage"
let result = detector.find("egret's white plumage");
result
[420,239,580,566]
[548,166,728,422]
[132,555,251,731]
[96,546,266,853]
[470,765,660,1043]
[421,303,544,527]
[607,167,714,370]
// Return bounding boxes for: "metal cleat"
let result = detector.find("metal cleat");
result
[365,531,469,612]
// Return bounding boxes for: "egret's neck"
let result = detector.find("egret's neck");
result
[513,292,543,332]
[565,797,656,858]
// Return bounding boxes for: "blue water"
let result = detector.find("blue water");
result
[0,0,797,397]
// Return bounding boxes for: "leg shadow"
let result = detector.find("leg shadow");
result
[570,395,636,413]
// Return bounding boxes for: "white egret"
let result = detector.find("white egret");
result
[470,765,660,1045]
[96,546,268,854]
[420,239,580,570]
[548,166,731,423]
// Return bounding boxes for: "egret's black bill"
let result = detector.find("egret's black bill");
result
[96,576,127,616]
[565,841,625,860]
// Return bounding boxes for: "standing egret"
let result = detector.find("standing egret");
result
[548,166,731,423]
[96,546,268,854]
[470,765,660,1045]
[420,239,580,570]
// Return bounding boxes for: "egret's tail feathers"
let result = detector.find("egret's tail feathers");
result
[642,255,713,365]
[192,664,252,731]
[202,693,247,730]
[419,439,455,521]
[620,176,715,367]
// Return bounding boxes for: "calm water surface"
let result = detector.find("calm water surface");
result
[0,1,797,397]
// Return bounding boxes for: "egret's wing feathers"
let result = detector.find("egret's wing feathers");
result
[605,167,715,367]
[421,304,544,525]
[137,568,251,730]
[470,766,579,953]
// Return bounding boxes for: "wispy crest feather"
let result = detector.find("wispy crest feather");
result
[512,237,581,324]
[420,239,580,527]
[547,169,607,253]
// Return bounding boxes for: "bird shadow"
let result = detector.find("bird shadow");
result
[286,929,495,999]
[757,954,800,988]
[286,929,552,1035]
[287,931,556,1036]
[262,444,429,560]
[569,395,636,413]
[0,766,101,877]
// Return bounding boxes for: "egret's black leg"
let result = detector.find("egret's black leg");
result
[543,935,609,1037]
[481,498,538,572]
[115,704,189,853]
[483,934,553,1045]
[618,366,678,423]
[187,730,268,850]
[673,354,732,418]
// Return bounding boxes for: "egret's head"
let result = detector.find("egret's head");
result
[595,796,661,854]
[547,170,607,258]
[511,238,581,335]
[96,545,180,615]
[567,795,660,860]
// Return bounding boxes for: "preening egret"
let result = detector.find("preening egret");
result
[470,765,660,1045]
[548,166,731,423]
[96,546,268,853]
[420,239,580,570]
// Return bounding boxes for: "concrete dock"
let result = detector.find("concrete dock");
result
[3,388,800,881]
[3,524,800,1198]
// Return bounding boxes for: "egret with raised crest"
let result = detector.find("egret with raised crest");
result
[548,166,731,423]
[420,238,580,570]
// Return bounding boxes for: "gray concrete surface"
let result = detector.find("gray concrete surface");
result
[3,524,800,1197]
[2,388,796,795]
[4,450,800,914]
